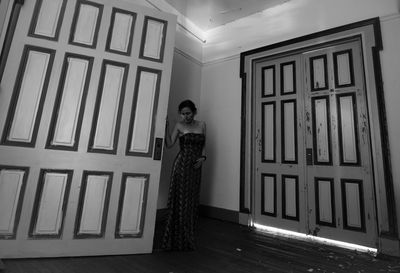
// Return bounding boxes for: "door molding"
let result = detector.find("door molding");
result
[0,0,24,82]
[240,17,397,252]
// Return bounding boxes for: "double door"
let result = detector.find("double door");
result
[0,0,175,257]
[254,39,377,247]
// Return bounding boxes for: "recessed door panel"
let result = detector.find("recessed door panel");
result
[0,167,28,239]
[69,0,103,48]
[315,178,335,227]
[29,170,72,238]
[281,100,297,163]
[47,54,93,150]
[312,96,332,164]
[89,61,128,153]
[337,93,359,165]
[75,171,112,238]
[261,102,275,162]
[127,67,161,157]
[106,8,136,55]
[262,65,275,97]
[261,174,276,216]
[310,55,328,91]
[2,46,55,146]
[280,61,296,95]
[29,0,66,40]
[116,174,149,238]
[282,175,298,221]
[341,179,365,231]
[139,16,167,62]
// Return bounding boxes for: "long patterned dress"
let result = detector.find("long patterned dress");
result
[161,133,205,251]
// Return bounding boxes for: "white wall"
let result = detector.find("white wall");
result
[199,1,400,223]
[203,0,400,62]
[380,15,400,231]
[199,57,241,211]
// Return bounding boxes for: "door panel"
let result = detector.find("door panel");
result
[2,46,55,147]
[106,8,136,55]
[0,0,176,258]
[29,170,73,238]
[254,39,377,248]
[254,55,306,233]
[116,173,149,238]
[47,54,93,150]
[88,60,128,153]
[29,0,67,40]
[69,0,103,48]
[127,67,161,156]
[281,99,297,163]
[74,171,112,238]
[304,40,376,246]
[0,167,28,239]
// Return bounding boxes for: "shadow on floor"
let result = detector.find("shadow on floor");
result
[3,216,400,273]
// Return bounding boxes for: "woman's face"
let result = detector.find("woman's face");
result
[180,107,195,124]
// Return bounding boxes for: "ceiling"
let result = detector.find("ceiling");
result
[164,0,290,31]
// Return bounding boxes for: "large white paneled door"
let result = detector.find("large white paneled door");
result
[0,0,176,258]
[254,38,377,248]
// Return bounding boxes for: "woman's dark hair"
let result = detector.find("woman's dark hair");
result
[178,99,197,114]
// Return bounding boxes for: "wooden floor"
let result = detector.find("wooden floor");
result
[3,216,400,273]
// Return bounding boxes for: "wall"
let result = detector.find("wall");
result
[157,27,203,208]
[380,15,400,231]
[199,57,241,211]
[199,1,400,224]
[203,0,400,63]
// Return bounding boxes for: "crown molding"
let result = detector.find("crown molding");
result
[380,13,400,22]
[174,47,202,66]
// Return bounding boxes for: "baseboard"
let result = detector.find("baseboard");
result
[156,206,240,224]
[198,205,239,223]
[379,236,400,257]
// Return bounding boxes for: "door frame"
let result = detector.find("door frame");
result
[239,18,397,255]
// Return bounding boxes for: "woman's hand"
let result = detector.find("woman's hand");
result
[194,156,206,169]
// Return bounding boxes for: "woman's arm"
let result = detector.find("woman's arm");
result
[164,118,180,148]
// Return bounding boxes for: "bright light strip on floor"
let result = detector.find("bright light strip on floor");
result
[253,223,377,255]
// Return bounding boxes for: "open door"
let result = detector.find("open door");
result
[0,0,176,258]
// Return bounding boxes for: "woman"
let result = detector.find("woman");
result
[161,99,206,251]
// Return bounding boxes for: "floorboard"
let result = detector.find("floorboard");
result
[3,217,400,273]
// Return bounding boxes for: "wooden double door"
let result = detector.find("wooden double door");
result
[0,0,176,257]
[254,38,377,248]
